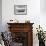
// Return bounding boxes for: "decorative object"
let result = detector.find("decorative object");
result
[14,5,27,15]
[8,19,19,23]
[25,20,30,23]
[36,25,45,46]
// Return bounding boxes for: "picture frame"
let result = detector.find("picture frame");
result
[14,5,27,15]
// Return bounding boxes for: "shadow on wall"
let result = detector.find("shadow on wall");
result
[0,0,2,32]
[40,0,46,14]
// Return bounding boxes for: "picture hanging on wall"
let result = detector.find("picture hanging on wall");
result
[14,5,27,15]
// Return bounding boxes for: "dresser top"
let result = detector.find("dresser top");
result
[7,23,34,25]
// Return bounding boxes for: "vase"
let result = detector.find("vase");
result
[39,40,45,46]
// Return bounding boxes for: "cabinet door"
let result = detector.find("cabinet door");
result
[11,31,33,46]
[11,32,28,46]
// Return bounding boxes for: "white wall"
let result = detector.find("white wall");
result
[40,0,46,13]
[2,0,46,46]
[0,0,2,32]
[40,0,46,31]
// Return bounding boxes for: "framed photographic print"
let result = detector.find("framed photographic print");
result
[14,5,27,15]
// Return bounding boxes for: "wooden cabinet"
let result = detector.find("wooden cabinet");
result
[7,23,34,46]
